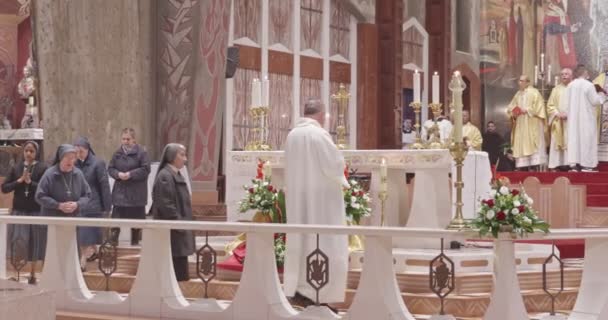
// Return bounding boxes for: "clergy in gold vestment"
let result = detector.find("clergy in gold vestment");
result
[284,99,349,306]
[461,110,483,151]
[593,61,608,143]
[547,68,572,169]
[508,75,547,169]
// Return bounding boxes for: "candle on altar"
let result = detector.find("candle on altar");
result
[534,65,539,86]
[262,76,270,107]
[413,70,421,103]
[251,78,261,108]
[380,158,387,193]
[540,53,545,72]
[451,71,464,143]
[263,161,272,180]
[547,65,552,84]
[28,96,34,106]
[432,72,439,104]
[554,76,559,87]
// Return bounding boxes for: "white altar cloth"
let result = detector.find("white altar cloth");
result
[0,279,55,320]
[451,151,492,220]
[226,150,453,236]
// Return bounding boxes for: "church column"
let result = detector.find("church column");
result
[356,23,378,150]
[426,0,451,110]
[375,0,403,149]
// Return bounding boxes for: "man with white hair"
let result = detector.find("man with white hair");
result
[283,99,349,312]
[547,68,572,170]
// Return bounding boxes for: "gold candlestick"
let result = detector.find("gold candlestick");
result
[410,101,425,150]
[427,103,445,149]
[447,141,471,230]
[378,189,387,227]
[331,84,350,150]
[245,106,272,151]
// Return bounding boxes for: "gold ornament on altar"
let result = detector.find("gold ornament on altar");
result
[331,83,350,150]
[426,103,446,149]
[246,77,272,151]
[409,101,425,150]
[378,158,388,227]
[447,71,471,230]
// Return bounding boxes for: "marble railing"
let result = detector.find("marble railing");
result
[1,216,608,320]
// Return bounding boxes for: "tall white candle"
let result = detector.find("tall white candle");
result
[432,72,440,104]
[554,76,559,87]
[452,71,464,143]
[540,53,545,72]
[547,65,552,85]
[413,70,421,103]
[262,76,270,107]
[534,66,539,86]
[251,78,261,108]
[28,96,34,106]
[264,161,272,180]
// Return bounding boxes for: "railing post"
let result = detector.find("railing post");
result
[347,235,415,320]
[0,209,8,279]
[229,232,294,319]
[39,225,91,309]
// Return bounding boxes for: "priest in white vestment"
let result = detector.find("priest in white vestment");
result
[284,99,349,307]
[566,65,607,171]
[547,68,572,170]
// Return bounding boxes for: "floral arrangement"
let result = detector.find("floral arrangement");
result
[344,166,372,225]
[238,159,286,267]
[238,160,279,217]
[472,179,549,238]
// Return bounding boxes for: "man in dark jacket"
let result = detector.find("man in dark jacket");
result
[482,121,505,166]
[108,128,151,245]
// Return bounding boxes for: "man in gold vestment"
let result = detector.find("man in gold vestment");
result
[547,68,572,170]
[593,61,608,144]
[461,110,483,151]
[508,75,547,170]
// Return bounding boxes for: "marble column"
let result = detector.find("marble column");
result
[34,0,156,161]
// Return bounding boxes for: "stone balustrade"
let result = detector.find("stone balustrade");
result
[0,216,607,320]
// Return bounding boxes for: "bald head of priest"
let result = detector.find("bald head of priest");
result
[303,99,326,125]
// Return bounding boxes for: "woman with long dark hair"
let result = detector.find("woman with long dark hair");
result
[1,141,48,283]
[74,137,112,270]
[150,143,194,282]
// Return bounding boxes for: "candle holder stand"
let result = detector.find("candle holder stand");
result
[447,141,471,230]
[426,103,445,149]
[410,102,425,150]
[245,105,272,151]
[378,187,388,227]
[331,84,350,150]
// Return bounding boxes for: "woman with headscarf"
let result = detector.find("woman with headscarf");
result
[36,144,91,220]
[150,143,194,282]
[74,137,112,270]
[108,128,151,245]
[1,141,48,283]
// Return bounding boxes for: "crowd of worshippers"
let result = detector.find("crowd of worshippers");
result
[402,64,608,173]
[2,128,195,282]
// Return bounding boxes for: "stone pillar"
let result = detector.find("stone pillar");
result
[426,0,451,111]
[375,0,403,149]
[156,0,229,201]
[34,0,156,161]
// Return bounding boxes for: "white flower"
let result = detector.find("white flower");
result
[511,208,520,215]
[352,203,361,209]
[254,195,261,202]
[499,186,509,195]
[526,196,534,205]
[263,181,269,186]
[350,196,357,204]
[485,209,495,219]
[490,189,497,197]
[350,180,358,185]
[513,200,521,207]
[522,217,532,225]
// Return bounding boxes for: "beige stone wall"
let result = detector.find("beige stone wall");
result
[34,0,157,162]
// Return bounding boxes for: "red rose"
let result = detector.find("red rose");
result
[358,191,364,197]
[486,199,495,208]
[496,212,506,221]
[267,185,274,192]
[351,191,357,196]
[249,188,254,194]
[518,205,525,212]
[511,189,520,196]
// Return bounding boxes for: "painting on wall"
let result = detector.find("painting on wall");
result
[480,0,608,139]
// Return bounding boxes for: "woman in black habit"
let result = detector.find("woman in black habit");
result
[150,143,195,282]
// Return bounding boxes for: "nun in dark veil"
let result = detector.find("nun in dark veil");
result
[1,141,48,283]
[150,143,194,282]
[36,144,91,218]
